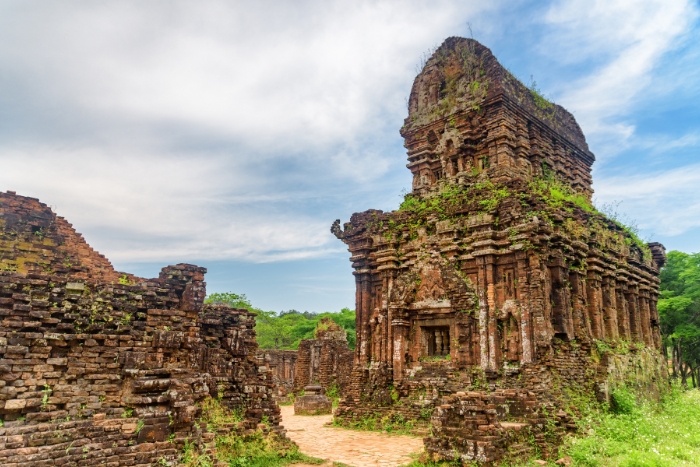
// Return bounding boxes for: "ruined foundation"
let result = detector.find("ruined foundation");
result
[0,191,282,466]
[292,318,354,396]
[332,37,667,464]
[293,385,332,416]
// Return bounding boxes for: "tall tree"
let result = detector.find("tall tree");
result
[659,251,700,387]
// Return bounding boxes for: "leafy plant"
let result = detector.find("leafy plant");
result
[325,382,341,408]
[610,386,637,415]
[659,251,700,387]
[527,76,554,110]
[181,397,323,467]
[41,384,52,410]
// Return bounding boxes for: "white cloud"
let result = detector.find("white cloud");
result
[543,0,698,156]
[0,0,501,263]
[594,163,700,236]
[636,131,700,156]
[0,145,337,262]
[0,1,492,153]
[2,0,698,264]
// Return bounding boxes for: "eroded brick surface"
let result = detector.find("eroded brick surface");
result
[258,350,297,400]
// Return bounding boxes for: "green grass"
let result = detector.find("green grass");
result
[528,177,594,214]
[181,397,324,467]
[333,412,418,435]
[400,387,700,467]
[558,387,700,467]
[528,176,652,263]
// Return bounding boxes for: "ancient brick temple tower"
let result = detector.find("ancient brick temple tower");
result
[332,37,667,463]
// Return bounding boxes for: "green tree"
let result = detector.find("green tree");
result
[255,310,298,349]
[204,292,257,311]
[659,251,700,387]
[204,292,356,350]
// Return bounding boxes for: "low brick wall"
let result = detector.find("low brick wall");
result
[0,264,281,466]
[424,389,569,464]
[293,319,353,396]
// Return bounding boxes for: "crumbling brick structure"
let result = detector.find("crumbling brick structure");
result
[0,191,129,282]
[0,191,282,466]
[332,38,667,464]
[258,350,297,400]
[293,318,354,395]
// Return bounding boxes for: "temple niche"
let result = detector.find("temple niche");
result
[387,258,480,377]
[332,37,667,464]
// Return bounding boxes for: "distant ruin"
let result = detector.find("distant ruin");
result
[258,349,298,401]
[293,318,354,394]
[258,317,354,403]
[332,37,667,464]
[0,191,282,466]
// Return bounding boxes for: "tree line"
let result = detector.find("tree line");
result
[203,292,355,350]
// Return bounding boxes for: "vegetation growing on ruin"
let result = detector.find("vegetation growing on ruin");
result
[205,292,356,350]
[411,39,489,125]
[434,40,489,115]
[374,175,652,266]
[396,179,511,222]
[528,176,593,214]
[527,78,554,111]
[180,396,323,467]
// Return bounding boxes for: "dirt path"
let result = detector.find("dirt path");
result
[280,406,424,467]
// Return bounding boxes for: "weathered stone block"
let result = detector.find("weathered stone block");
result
[294,385,332,415]
[5,399,26,410]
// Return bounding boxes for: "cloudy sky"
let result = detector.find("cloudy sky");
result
[1,0,698,312]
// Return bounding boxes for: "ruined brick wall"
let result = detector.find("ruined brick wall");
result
[0,191,130,282]
[258,350,298,398]
[332,37,667,464]
[293,319,354,395]
[0,192,281,466]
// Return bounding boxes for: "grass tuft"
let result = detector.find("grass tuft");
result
[561,386,700,466]
[181,397,324,467]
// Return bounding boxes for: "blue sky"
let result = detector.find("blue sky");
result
[1,0,698,312]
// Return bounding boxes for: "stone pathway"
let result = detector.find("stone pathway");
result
[280,406,424,467]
